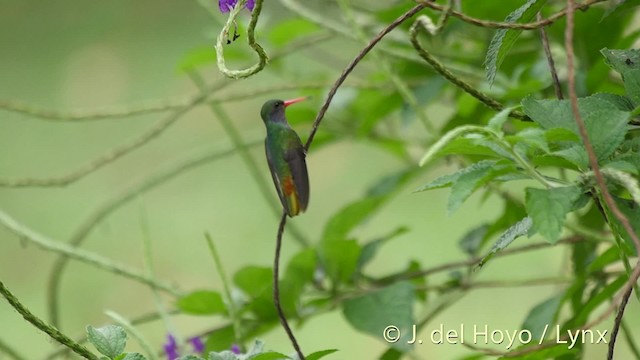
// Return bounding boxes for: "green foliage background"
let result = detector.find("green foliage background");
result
[1,0,640,359]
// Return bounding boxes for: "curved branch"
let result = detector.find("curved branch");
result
[215,0,268,79]
[0,280,98,360]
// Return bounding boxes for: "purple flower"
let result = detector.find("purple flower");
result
[231,344,241,354]
[218,0,255,13]
[189,336,205,354]
[163,334,179,360]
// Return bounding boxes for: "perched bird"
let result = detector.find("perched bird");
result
[260,98,310,217]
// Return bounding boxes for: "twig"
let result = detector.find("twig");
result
[272,211,303,359]
[0,280,98,360]
[537,13,563,99]
[409,18,530,122]
[378,236,583,283]
[46,141,261,327]
[305,4,427,150]
[0,209,182,297]
[215,0,268,79]
[414,0,607,30]
[205,233,243,349]
[0,81,229,188]
[608,286,633,360]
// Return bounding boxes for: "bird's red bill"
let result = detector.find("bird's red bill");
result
[284,97,307,107]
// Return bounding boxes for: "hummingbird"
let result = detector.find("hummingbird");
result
[260,98,310,217]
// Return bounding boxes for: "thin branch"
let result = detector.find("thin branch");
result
[565,0,640,356]
[0,280,98,360]
[215,0,268,79]
[537,12,563,99]
[305,4,427,151]
[272,212,304,359]
[105,310,158,360]
[378,236,583,284]
[414,0,607,30]
[0,209,182,297]
[409,17,530,122]
[0,81,229,188]
[46,141,261,327]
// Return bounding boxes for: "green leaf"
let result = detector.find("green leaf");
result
[268,18,320,46]
[248,352,290,360]
[525,186,582,243]
[480,216,532,267]
[234,266,272,298]
[487,107,515,133]
[484,0,548,85]
[566,274,627,328]
[117,353,146,360]
[522,96,630,162]
[357,227,409,271]
[321,197,385,243]
[178,355,206,360]
[176,290,227,316]
[592,92,635,111]
[458,224,489,256]
[601,48,640,105]
[86,325,127,359]
[508,128,549,153]
[205,325,235,352]
[602,0,640,19]
[448,161,512,214]
[521,294,563,339]
[208,352,238,360]
[415,160,497,192]
[343,282,414,351]
[306,349,338,360]
[319,239,361,285]
[499,344,577,359]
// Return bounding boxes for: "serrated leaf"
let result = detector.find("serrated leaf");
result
[415,160,497,192]
[86,325,127,359]
[522,96,630,161]
[208,352,239,360]
[480,216,532,267]
[525,186,582,243]
[306,349,338,360]
[487,107,515,133]
[177,290,227,316]
[448,161,515,214]
[509,128,549,153]
[592,92,635,111]
[485,0,548,85]
[118,353,146,360]
[342,282,414,351]
[521,295,563,339]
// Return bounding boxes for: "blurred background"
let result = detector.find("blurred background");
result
[1,0,639,359]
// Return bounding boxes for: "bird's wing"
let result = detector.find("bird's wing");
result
[265,140,290,215]
[284,140,310,212]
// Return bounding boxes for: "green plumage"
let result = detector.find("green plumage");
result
[261,99,310,217]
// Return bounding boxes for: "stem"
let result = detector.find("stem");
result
[205,233,243,348]
[105,310,158,360]
[0,280,98,360]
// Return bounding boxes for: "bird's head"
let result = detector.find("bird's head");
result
[260,97,307,124]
